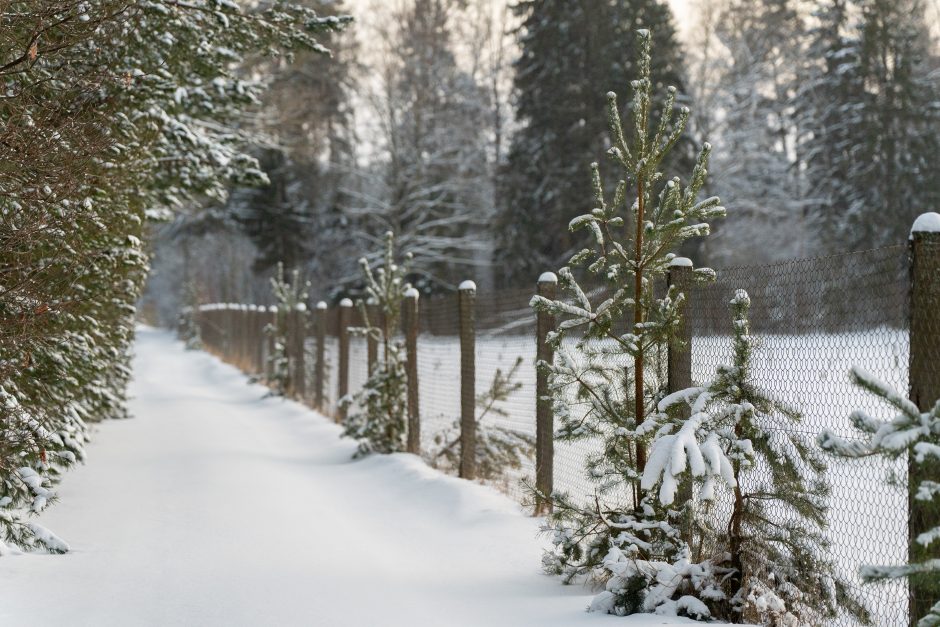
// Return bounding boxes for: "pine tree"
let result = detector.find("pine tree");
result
[529,30,724,617]
[819,370,940,627]
[642,291,869,624]
[496,0,690,287]
[341,232,412,457]
[429,357,535,483]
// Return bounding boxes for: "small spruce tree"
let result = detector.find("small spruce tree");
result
[429,357,535,483]
[641,290,869,624]
[341,232,412,457]
[265,263,308,396]
[529,29,724,617]
[819,370,940,627]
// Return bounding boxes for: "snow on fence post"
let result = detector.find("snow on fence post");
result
[535,272,557,515]
[239,304,250,370]
[366,298,379,375]
[667,258,695,542]
[403,288,420,455]
[315,301,327,411]
[908,212,940,621]
[338,298,353,423]
[292,303,307,402]
[458,280,477,480]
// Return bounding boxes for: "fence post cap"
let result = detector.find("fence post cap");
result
[295,302,307,312]
[910,212,940,238]
[404,287,420,299]
[339,298,354,308]
[538,271,558,284]
[316,300,328,310]
[458,280,477,292]
[668,256,693,268]
[268,305,277,313]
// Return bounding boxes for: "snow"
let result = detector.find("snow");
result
[910,211,940,236]
[458,279,477,291]
[339,297,353,307]
[316,300,328,310]
[404,286,420,299]
[0,328,711,627]
[538,271,559,284]
[668,257,693,268]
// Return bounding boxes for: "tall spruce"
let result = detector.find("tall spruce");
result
[530,30,724,617]
[495,0,689,287]
[800,0,940,251]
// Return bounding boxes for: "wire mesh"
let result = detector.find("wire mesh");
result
[688,244,910,626]
[192,241,925,627]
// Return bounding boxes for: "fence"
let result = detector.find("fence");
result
[183,227,938,627]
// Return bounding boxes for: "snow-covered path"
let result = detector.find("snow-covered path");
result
[1,328,699,627]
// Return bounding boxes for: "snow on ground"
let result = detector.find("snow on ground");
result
[0,327,712,627]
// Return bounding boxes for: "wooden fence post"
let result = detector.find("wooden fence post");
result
[315,301,327,411]
[338,298,352,423]
[667,257,694,541]
[403,288,420,454]
[366,298,379,375]
[535,272,557,515]
[458,280,477,480]
[265,305,277,383]
[293,303,307,402]
[908,214,940,623]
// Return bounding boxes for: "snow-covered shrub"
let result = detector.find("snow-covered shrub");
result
[819,370,940,627]
[529,29,724,618]
[641,290,869,624]
[0,2,348,552]
[429,357,535,482]
[341,232,413,457]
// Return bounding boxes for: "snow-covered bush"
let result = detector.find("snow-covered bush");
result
[640,290,868,624]
[819,370,940,627]
[529,29,724,618]
[429,357,535,483]
[341,232,413,457]
[0,1,349,552]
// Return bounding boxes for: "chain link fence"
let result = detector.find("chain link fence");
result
[188,241,933,626]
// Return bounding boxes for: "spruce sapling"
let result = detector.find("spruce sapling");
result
[642,290,869,624]
[341,232,412,457]
[529,29,724,617]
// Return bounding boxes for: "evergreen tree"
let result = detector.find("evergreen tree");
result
[341,232,412,457]
[496,0,690,286]
[265,264,309,397]
[641,291,868,624]
[819,370,940,627]
[0,1,349,552]
[800,0,940,251]
[530,30,724,617]
[429,357,535,483]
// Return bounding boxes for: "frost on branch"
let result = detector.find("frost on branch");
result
[820,369,940,627]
